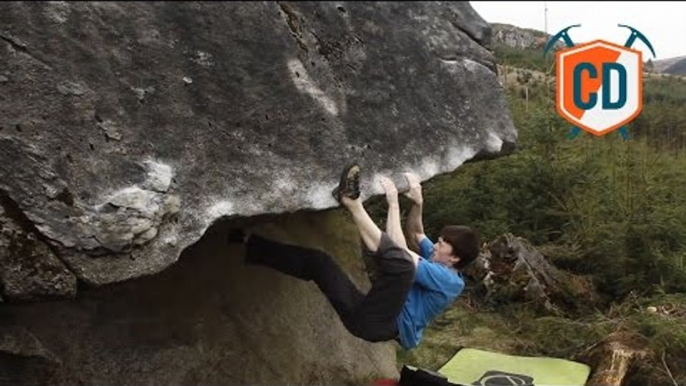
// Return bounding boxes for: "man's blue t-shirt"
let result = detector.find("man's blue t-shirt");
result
[396,236,465,350]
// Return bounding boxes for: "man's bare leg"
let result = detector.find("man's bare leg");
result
[341,196,383,253]
[379,176,408,250]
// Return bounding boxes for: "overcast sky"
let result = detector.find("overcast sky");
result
[470,1,686,61]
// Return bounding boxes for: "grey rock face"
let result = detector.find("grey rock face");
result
[0,200,77,302]
[0,2,516,294]
[2,211,399,385]
[0,326,63,385]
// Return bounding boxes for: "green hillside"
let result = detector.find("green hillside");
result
[385,38,686,386]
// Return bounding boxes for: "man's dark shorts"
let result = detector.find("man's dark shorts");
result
[349,232,416,342]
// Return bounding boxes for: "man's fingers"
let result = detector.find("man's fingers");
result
[379,176,398,194]
[402,173,423,203]
[403,172,421,187]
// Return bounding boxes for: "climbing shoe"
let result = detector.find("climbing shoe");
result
[332,163,361,203]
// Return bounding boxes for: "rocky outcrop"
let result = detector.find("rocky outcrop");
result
[0,2,516,297]
[466,234,598,316]
[491,23,563,51]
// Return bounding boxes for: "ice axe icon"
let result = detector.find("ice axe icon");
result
[544,24,580,55]
[612,25,656,140]
[619,24,656,58]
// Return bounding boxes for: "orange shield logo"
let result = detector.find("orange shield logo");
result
[556,40,643,136]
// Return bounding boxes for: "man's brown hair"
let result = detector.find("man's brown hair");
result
[440,225,481,270]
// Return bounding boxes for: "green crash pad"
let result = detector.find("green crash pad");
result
[438,348,591,386]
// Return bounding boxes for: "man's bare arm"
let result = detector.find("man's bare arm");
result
[379,176,408,250]
[403,173,426,248]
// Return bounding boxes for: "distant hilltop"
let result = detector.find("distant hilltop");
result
[651,56,686,76]
[491,23,685,76]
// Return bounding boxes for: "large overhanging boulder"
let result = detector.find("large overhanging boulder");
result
[0,2,516,297]
[1,3,518,385]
